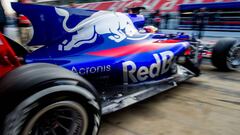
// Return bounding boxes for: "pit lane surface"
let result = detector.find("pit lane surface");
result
[99,64,240,135]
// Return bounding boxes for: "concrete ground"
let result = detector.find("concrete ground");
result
[99,64,240,135]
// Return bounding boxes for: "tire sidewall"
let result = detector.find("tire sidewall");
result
[0,63,101,135]
[212,38,238,71]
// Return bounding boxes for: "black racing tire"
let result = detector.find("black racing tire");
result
[0,63,101,135]
[212,38,240,71]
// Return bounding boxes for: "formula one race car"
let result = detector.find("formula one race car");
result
[0,3,239,135]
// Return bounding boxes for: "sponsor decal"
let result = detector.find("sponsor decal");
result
[123,51,174,84]
[72,65,111,75]
[55,8,149,51]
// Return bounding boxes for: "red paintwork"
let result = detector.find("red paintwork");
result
[87,41,177,57]
[0,33,21,78]
[184,48,191,55]
[19,15,31,25]
[154,39,181,43]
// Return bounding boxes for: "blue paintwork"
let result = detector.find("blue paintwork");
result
[12,3,189,87]
[12,3,97,46]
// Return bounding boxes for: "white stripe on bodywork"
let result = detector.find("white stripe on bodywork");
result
[127,33,151,40]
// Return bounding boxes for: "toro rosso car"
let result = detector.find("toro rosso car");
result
[0,3,239,135]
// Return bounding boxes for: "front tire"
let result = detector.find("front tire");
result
[212,38,240,71]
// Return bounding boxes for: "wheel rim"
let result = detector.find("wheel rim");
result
[22,101,88,135]
[227,44,240,70]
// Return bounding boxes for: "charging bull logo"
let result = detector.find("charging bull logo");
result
[55,8,148,51]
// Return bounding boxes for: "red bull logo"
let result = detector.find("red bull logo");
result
[55,8,147,51]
